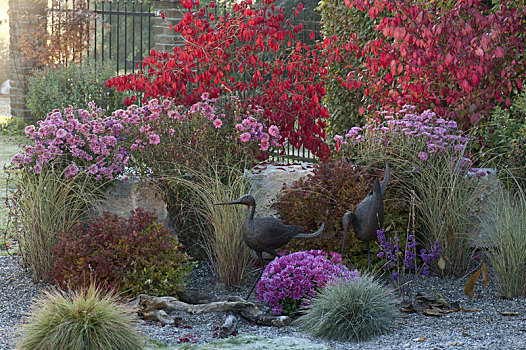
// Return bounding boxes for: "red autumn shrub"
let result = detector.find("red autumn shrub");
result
[106,0,331,160]
[338,0,525,128]
[49,209,194,297]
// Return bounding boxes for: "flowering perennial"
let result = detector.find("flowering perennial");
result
[342,106,468,157]
[377,229,441,283]
[12,103,129,180]
[256,250,359,316]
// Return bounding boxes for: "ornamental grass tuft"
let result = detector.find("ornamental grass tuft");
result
[17,284,144,350]
[297,273,398,342]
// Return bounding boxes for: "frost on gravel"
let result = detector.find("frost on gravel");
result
[1,256,525,350]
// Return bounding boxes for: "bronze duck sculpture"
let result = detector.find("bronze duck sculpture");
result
[342,163,389,270]
[215,194,324,298]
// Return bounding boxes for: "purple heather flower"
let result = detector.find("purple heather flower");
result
[418,151,429,161]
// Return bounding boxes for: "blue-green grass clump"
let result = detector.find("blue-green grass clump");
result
[297,273,398,342]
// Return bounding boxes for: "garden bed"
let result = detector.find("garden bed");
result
[1,255,524,350]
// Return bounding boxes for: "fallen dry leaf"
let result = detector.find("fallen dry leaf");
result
[461,307,482,312]
[414,337,426,342]
[499,311,519,316]
[438,256,446,271]
[423,308,443,317]
[450,342,458,346]
[481,262,488,287]
[464,268,481,300]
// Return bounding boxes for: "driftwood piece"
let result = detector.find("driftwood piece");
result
[219,312,238,338]
[134,294,260,315]
[132,293,291,327]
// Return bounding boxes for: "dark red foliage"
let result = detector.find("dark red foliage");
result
[338,0,526,128]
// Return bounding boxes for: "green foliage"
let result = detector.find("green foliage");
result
[165,162,253,287]
[478,175,526,298]
[27,60,127,121]
[297,274,398,342]
[317,0,377,135]
[274,160,408,268]
[17,284,144,350]
[474,89,526,185]
[0,115,27,135]
[49,209,194,297]
[6,163,107,281]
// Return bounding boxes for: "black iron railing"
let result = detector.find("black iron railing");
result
[87,0,155,74]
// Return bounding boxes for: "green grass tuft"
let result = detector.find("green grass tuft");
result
[297,274,398,342]
[17,284,145,350]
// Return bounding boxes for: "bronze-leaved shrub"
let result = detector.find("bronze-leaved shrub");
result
[274,161,408,267]
[49,209,194,297]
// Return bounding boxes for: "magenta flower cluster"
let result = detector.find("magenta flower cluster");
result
[256,250,360,316]
[340,106,469,162]
[377,229,441,281]
[11,103,130,180]
[232,100,285,152]
[121,96,284,154]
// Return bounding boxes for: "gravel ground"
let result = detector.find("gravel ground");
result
[1,255,525,350]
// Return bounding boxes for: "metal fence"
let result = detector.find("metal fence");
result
[87,0,155,74]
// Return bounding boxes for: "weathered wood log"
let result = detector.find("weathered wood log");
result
[134,294,260,315]
[219,312,238,338]
[238,309,291,327]
[176,289,245,304]
[132,293,291,327]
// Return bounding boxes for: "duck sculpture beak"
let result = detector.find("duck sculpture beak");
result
[214,199,241,206]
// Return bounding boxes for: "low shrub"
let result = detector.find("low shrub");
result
[297,273,398,342]
[255,250,359,316]
[17,284,144,350]
[27,60,127,121]
[274,160,408,268]
[474,89,526,187]
[0,115,26,135]
[49,209,194,297]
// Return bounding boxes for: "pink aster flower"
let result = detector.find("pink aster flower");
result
[213,118,223,128]
[148,133,161,145]
[260,139,270,151]
[55,128,67,139]
[240,132,251,142]
[24,125,35,136]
